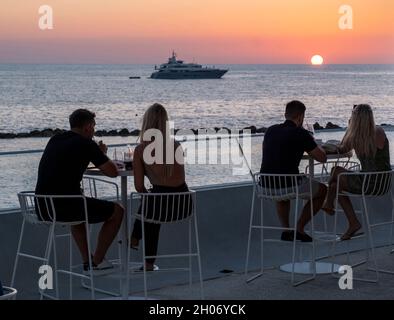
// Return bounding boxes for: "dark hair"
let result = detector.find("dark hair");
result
[69,109,96,129]
[285,100,306,119]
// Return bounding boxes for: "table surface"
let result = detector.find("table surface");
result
[85,167,133,177]
[302,150,353,160]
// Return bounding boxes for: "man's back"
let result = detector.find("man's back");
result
[260,120,317,174]
[35,131,108,195]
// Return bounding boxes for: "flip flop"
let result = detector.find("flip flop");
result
[340,231,364,241]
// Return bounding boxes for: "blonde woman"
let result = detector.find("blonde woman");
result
[130,103,190,271]
[323,104,391,240]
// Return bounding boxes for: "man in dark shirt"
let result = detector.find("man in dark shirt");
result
[260,101,327,242]
[35,109,124,274]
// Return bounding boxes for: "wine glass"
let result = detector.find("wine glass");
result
[112,148,124,169]
[112,148,119,161]
[123,151,133,170]
[303,120,315,136]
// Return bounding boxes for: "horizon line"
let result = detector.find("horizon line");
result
[1,62,394,66]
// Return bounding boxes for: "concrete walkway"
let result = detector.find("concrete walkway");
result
[143,246,394,300]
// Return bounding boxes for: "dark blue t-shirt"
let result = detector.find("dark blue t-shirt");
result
[35,131,109,195]
[260,120,317,175]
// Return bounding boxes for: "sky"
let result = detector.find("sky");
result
[0,0,393,64]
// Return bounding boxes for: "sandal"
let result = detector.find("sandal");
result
[340,225,363,241]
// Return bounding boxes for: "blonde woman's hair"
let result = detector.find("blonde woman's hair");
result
[139,103,174,177]
[342,104,376,158]
[140,103,169,140]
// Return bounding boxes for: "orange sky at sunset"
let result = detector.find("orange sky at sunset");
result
[0,0,393,63]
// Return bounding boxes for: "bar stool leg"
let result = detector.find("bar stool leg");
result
[11,219,26,288]
[188,219,193,287]
[260,198,264,276]
[291,197,299,285]
[194,212,204,300]
[40,224,55,300]
[362,197,379,283]
[245,190,255,275]
[69,231,73,300]
[52,233,59,299]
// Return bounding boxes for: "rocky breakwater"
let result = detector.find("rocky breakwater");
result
[0,122,348,139]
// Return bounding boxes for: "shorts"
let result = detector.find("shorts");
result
[297,178,321,199]
[35,196,115,224]
[137,183,193,223]
[259,177,321,201]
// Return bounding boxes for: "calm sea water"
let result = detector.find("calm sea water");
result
[1,64,393,209]
[1,64,394,133]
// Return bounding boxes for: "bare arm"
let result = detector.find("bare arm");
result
[376,126,386,149]
[308,146,327,163]
[97,160,119,178]
[337,143,351,154]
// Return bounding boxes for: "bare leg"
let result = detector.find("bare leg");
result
[276,200,290,228]
[297,183,327,234]
[323,166,349,213]
[323,166,362,239]
[71,223,89,263]
[338,196,362,240]
[93,203,124,264]
[71,203,124,264]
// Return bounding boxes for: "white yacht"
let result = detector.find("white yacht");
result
[150,52,228,79]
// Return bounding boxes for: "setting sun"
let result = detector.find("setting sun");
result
[311,55,324,65]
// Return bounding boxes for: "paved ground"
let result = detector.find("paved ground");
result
[142,246,394,300]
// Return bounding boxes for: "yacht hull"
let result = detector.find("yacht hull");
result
[150,69,227,79]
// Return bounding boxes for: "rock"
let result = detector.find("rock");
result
[54,128,65,135]
[107,130,118,136]
[216,127,231,134]
[30,130,43,137]
[325,122,341,129]
[242,126,257,134]
[313,122,324,130]
[130,129,140,136]
[118,128,130,136]
[17,133,30,138]
[256,127,267,133]
[0,133,16,139]
[95,130,105,137]
[40,129,55,137]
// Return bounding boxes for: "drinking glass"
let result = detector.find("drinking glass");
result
[112,148,124,169]
[303,120,315,136]
[123,149,133,170]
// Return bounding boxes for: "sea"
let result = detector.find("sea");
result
[1,64,393,209]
